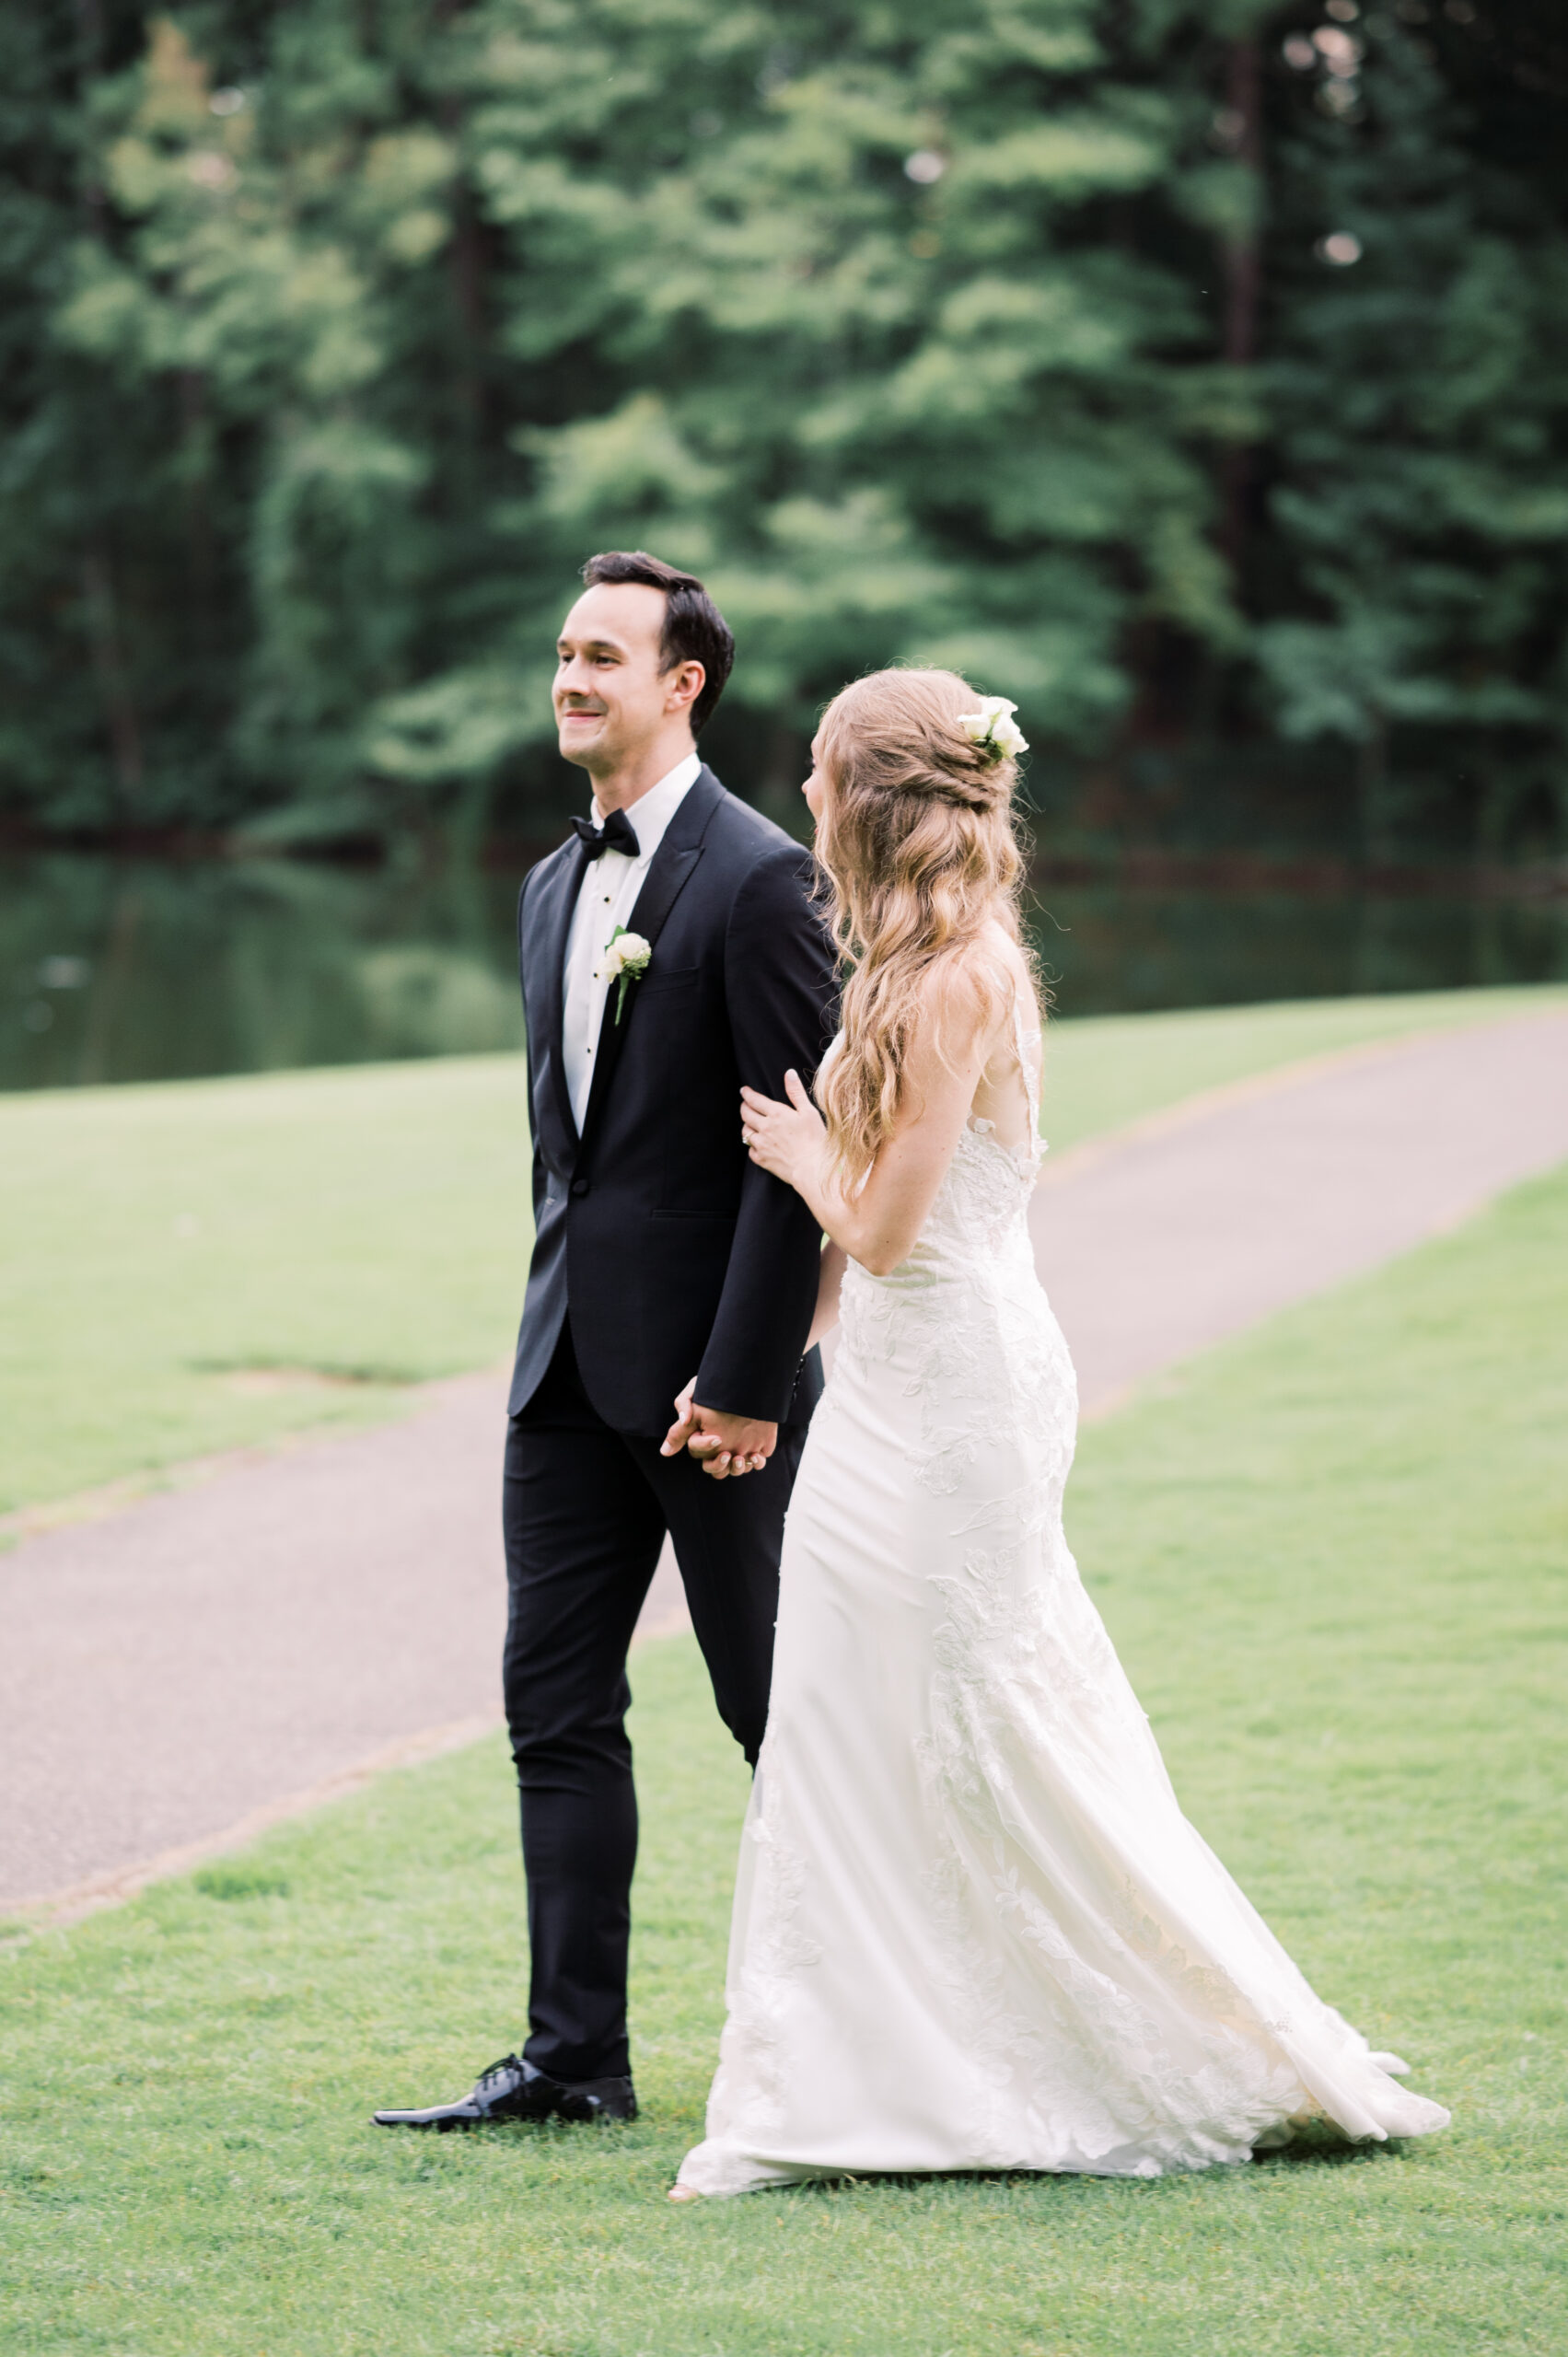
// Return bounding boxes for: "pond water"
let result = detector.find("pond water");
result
[4,849,1564,1090]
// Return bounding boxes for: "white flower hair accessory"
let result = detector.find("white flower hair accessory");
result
[956,695,1028,764]
[597,925,652,1024]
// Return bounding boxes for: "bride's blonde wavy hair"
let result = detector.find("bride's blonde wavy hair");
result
[813,667,1040,1184]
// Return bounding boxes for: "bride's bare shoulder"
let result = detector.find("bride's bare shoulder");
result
[917,925,1032,1025]
[904,932,1032,1083]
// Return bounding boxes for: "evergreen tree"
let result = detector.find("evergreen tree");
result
[1257,5,1568,858]
[0,0,1562,856]
[376,0,1248,814]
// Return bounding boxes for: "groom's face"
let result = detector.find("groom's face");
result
[553,583,688,775]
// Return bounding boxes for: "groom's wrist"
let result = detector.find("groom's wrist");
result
[691,1371,791,1426]
[691,1390,776,1427]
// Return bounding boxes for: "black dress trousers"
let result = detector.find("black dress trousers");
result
[502,1324,806,2083]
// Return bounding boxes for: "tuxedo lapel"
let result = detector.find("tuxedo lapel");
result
[525,838,590,1155]
[576,768,723,1155]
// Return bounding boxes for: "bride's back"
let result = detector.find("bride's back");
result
[962,930,1041,1159]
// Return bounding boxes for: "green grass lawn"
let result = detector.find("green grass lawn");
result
[3,982,1562,1517]
[4,1149,1563,2352]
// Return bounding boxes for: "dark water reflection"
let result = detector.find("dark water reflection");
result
[4,850,1564,1090]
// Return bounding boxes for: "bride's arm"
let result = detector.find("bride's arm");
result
[741,975,995,1276]
[807,1242,847,1346]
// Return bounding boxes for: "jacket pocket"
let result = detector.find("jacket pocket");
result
[635,964,700,997]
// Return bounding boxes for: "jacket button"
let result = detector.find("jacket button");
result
[570,1177,589,1197]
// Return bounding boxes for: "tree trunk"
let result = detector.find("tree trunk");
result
[178,368,215,610]
[436,0,484,451]
[82,549,144,812]
[73,0,109,238]
[1219,36,1263,577]
[1357,713,1392,869]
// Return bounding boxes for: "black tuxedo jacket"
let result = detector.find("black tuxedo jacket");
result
[509,765,839,1436]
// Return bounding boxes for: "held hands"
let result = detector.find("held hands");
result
[739,1070,824,1191]
[660,1377,777,1480]
[655,1071,819,1480]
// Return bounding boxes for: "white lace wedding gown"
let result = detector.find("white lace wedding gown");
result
[676,1008,1448,2197]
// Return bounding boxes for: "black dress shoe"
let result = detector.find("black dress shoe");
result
[373,2052,637,2131]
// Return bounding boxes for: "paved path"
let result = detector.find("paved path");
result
[1028,1006,1568,1412]
[5,1008,1565,1921]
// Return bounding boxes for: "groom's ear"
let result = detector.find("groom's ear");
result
[665,657,706,723]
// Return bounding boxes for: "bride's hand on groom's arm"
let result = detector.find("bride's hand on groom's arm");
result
[739,1071,824,1193]
[660,1378,775,1480]
[744,970,999,1275]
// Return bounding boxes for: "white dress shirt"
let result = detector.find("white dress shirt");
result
[561,750,703,1131]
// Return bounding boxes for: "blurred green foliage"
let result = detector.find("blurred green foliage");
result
[2,0,1565,852]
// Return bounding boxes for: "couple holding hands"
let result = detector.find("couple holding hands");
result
[376,552,1447,2195]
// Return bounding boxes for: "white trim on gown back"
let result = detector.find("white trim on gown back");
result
[677,1007,1449,2196]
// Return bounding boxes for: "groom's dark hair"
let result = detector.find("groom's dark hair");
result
[581,550,735,734]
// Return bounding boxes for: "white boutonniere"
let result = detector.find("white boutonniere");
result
[598,926,652,1024]
[956,695,1028,764]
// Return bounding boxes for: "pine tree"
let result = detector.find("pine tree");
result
[384,0,1248,818]
[1,0,1562,856]
[1257,6,1568,859]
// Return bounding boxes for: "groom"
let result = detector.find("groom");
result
[375,552,836,2131]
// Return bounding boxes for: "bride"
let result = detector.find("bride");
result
[668,667,1449,2200]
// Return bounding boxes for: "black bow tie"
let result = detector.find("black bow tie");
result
[570,809,640,860]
